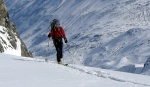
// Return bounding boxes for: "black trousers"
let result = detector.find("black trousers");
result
[53,38,63,63]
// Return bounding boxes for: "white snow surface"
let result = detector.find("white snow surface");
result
[4,0,150,75]
[1,53,150,87]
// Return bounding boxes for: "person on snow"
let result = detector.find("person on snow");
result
[48,19,68,64]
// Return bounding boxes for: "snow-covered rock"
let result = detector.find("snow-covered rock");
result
[0,26,20,56]
[0,0,32,57]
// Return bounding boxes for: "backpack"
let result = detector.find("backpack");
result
[51,19,60,30]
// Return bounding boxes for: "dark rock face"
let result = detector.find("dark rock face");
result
[0,42,4,52]
[142,57,150,73]
[0,0,32,57]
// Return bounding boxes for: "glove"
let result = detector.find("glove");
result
[64,39,68,43]
[48,34,50,38]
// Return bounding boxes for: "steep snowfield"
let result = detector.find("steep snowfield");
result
[86,28,150,73]
[0,26,21,56]
[1,53,150,87]
[4,0,150,74]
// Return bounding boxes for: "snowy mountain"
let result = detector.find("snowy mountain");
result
[0,0,32,57]
[4,0,150,75]
[1,53,150,87]
[86,28,150,73]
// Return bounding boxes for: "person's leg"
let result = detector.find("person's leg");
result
[53,39,63,63]
[57,48,61,63]
[57,39,63,63]
[58,39,63,61]
[53,40,60,63]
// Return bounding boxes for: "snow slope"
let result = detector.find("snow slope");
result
[4,0,150,74]
[86,28,150,73]
[1,53,150,87]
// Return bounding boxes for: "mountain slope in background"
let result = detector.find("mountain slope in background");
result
[4,0,150,75]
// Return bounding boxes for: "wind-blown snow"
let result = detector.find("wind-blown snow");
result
[1,53,150,87]
[4,0,150,75]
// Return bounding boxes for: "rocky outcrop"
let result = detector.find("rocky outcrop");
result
[142,57,150,73]
[0,0,8,27]
[0,0,32,57]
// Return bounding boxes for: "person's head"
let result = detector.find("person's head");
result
[53,19,60,27]
[53,18,57,20]
[53,19,60,25]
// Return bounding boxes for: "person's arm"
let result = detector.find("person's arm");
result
[48,30,53,38]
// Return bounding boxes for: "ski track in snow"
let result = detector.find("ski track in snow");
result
[30,58,150,87]
[67,65,150,87]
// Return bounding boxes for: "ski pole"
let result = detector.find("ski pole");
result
[47,25,50,30]
[47,24,50,47]
[48,38,50,47]
[66,43,71,54]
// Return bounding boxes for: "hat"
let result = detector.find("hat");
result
[53,19,60,25]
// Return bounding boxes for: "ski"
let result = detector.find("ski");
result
[61,63,68,66]
[64,64,68,66]
[58,63,68,66]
